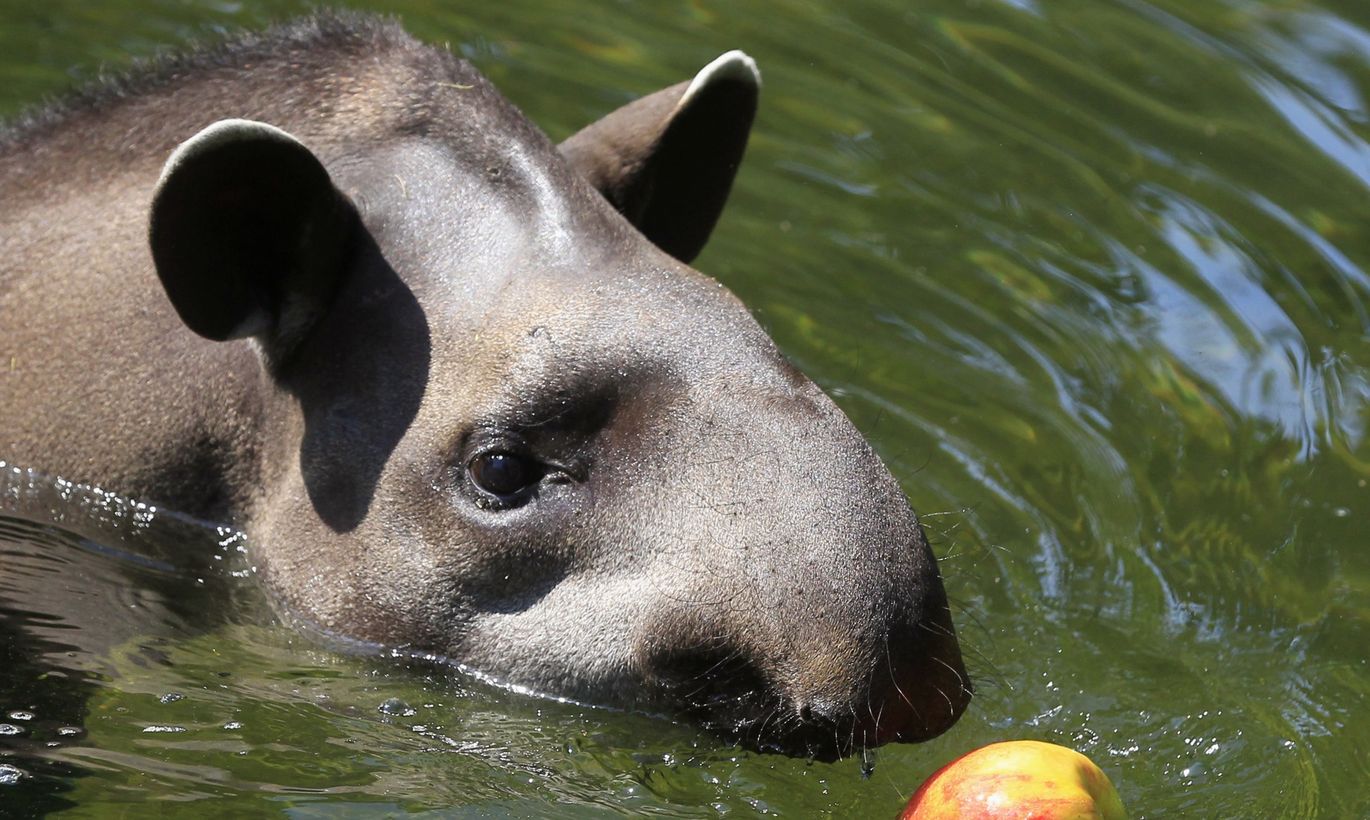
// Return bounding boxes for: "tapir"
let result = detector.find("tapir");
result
[0,12,969,758]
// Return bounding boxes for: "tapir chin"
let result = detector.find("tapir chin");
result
[0,12,969,758]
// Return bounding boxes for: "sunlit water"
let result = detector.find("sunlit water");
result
[2,0,1369,816]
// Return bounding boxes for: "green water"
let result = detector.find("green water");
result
[2,0,1368,816]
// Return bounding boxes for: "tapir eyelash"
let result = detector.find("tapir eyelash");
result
[450,426,585,513]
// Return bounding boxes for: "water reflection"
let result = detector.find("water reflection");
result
[2,0,1370,815]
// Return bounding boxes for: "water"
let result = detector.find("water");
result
[2,0,1368,815]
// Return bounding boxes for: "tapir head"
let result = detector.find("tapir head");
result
[146,42,969,758]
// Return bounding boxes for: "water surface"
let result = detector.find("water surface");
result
[2,0,1368,816]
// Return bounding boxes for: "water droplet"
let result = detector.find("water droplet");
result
[859,746,876,778]
[159,693,184,704]
[223,721,243,730]
[7,711,33,721]
[0,724,22,736]
[142,725,187,733]
[1180,760,1207,782]
[0,764,24,785]
[378,698,416,717]
[56,726,82,737]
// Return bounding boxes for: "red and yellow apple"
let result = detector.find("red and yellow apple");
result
[900,740,1126,819]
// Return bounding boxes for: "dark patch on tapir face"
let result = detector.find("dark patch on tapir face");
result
[280,229,432,534]
[435,374,624,617]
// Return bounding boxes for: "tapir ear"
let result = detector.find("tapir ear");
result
[559,51,759,264]
[149,119,356,348]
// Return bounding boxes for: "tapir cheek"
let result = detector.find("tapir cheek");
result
[382,484,587,630]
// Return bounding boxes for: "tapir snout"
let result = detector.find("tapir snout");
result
[629,403,972,755]
[0,12,970,759]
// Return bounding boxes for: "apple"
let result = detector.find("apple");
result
[900,740,1127,819]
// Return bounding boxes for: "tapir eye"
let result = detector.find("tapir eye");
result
[468,451,543,500]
